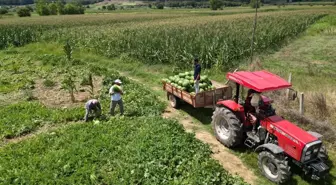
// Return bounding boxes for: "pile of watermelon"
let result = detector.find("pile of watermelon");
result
[162,71,215,94]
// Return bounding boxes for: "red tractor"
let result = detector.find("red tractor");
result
[212,70,330,183]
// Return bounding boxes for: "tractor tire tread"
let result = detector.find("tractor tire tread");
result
[212,107,243,148]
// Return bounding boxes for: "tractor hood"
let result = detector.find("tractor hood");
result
[266,115,318,145]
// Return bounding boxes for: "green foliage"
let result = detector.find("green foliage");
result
[16,7,31,17]
[107,4,116,11]
[102,5,106,10]
[43,79,56,87]
[36,0,50,16]
[0,102,82,139]
[0,8,8,15]
[63,3,84,14]
[156,3,164,9]
[250,0,261,9]
[49,2,58,15]
[63,40,72,61]
[209,0,222,10]
[0,116,247,184]
[61,71,77,102]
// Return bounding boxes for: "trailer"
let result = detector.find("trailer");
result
[162,80,232,108]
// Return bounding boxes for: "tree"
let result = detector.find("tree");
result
[0,8,8,15]
[250,0,261,8]
[57,0,65,14]
[209,0,222,10]
[36,0,50,15]
[148,4,152,8]
[107,4,115,10]
[17,7,31,17]
[102,5,106,10]
[156,3,164,9]
[49,3,58,15]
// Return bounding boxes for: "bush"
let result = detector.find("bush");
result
[17,7,31,17]
[107,4,116,11]
[148,3,152,8]
[102,5,106,10]
[0,8,8,15]
[26,6,34,12]
[156,3,164,9]
[210,0,223,10]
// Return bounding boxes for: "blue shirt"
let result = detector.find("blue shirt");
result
[109,85,123,101]
[194,64,201,80]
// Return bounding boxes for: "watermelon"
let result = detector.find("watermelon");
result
[113,85,121,92]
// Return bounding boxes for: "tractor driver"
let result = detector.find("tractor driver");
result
[245,89,263,134]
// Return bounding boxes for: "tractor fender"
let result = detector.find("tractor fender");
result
[255,143,284,154]
[216,100,243,112]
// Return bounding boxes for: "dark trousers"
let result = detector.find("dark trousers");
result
[110,99,124,116]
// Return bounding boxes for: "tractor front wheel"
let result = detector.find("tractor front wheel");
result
[212,107,243,148]
[258,151,291,184]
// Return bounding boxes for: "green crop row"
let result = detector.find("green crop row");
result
[0,116,248,185]
[43,11,326,70]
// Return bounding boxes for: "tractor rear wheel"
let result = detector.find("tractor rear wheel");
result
[212,107,243,147]
[258,151,291,184]
[318,145,328,162]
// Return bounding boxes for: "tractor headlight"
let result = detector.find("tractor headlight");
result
[305,155,311,161]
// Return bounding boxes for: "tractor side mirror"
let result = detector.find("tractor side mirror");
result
[287,88,297,101]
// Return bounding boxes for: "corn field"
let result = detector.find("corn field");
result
[0,10,327,70]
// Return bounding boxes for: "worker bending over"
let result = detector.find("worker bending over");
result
[84,99,101,122]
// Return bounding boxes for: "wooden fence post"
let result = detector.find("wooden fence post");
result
[286,73,292,99]
[299,92,304,115]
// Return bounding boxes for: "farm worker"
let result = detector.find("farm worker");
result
[84,99,101,122]
[109,79,124,116]
[245,89,263,134]
[193,58,201,93]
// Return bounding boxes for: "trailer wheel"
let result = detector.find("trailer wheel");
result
[212,107,243,147]
[168,93,179,108]
[258,151,291,184]
[318,145,328,162]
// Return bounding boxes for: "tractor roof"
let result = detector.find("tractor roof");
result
[226,70,291,92]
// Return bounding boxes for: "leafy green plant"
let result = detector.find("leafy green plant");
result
[43,79,56,88]
[0,117,248,184]
[61,72,76,103]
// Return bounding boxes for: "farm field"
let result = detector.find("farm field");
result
[0,6,336,185]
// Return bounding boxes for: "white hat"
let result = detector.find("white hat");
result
[114,79,122,84]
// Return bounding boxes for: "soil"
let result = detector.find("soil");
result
[32,76,103,108]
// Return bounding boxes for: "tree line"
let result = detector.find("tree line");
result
[35,0,84,15]
[0,0,102,5]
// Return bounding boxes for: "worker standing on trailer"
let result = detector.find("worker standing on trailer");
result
[193,58,201,93]
[109,79,124,116]
[84,99,102,122]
